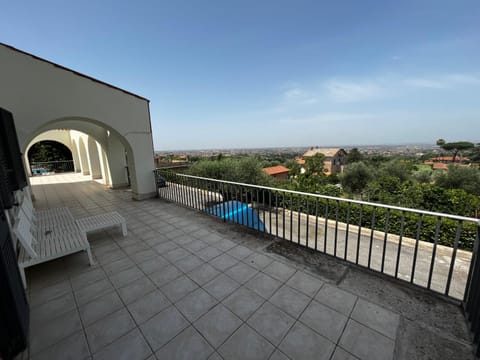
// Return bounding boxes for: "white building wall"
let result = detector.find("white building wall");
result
[0,43,156,199]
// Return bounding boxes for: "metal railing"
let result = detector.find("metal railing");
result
[154,169,480,302]
[30,160,74,175]
[465,237,480,357]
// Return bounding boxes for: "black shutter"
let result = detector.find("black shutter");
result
[0,208,29,359]
[0,146,15,208]
[0,108,28,193]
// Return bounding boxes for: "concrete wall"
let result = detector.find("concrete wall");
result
[0,43,156,199]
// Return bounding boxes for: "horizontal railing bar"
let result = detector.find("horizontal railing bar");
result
[155,170,479,224]
[30,160,73,164]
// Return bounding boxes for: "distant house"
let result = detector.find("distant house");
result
[432,163,448,171]
[301,147,347,175]
[263,165,290,179]
[424,155,471,171]
[430,156,468,163]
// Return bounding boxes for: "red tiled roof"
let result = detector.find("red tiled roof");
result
[263,165,290,175]
[433,163,448,170]
[431,156,469,162]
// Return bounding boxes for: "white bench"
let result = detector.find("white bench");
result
[76,211,127,237]
[14,207,94,288]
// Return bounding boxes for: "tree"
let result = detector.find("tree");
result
[435,165,480,195]
[436,139,474,162]
[345,148,363,164]
[413,170,432,184]
[28,141,72,163]
[340,162,373,194]
[304,153,326,176]
[378,159,413,183]
[188,157,271,186]
[284,159,301,177]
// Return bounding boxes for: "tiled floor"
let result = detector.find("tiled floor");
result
[21,175,473,360]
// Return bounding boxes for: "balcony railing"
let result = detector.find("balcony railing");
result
[154,170,480,301]
[30,160,74,175]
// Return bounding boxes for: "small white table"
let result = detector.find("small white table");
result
[76,211,127,237]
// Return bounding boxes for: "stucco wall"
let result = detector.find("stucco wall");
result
[0,44,156,198]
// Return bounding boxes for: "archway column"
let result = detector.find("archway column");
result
[77,137,90,175]
[105,135,128,188]
[98,144,111,186]
[87,137,102,179]
[125,133,156,200]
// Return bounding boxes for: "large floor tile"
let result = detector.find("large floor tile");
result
[187,263,221,286]
[269,284,311,319]
[155,326,214,360]
[127,289,171,324]
[30,292,76,325]
[140,305,189,351]
[137,255,169,274]
[74,278,114,306]
[314,284,357,316]
[194,303,242,348]
[148,264,183,287]
[92,328,152,360]
[219,324,274,360]
[209,253,239,272]
[299,300,348,343]
[339,320,395,360]
[109,266,144,288]
[222,286,265,321]
[31,330,90,360]
[350,299,399,340]
[85,308,136,354]
[117,276,157,304]
[225,262,258,284]
[176,287,219,322]
[286,271,324,298]
[204,274,240,301]
[247,302,295,345]
[30,310,83,355]
[79,291,124,326]
[279,322,335,360]
[161,275,199,303]
[263,261,296,282]
[245,272,282,299]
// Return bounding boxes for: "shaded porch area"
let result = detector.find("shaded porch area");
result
[23,176,474,360]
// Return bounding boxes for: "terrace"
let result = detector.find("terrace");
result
[1,42,479,360]
[20,174,475,359]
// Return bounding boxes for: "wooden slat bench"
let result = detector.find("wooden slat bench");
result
[75,211,127,237]
[14,207,94,288]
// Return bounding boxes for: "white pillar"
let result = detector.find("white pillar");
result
[87,136,102,179]
[97,143,111,186]
[105,135,128,188]
[125,133,156,200]
[77,138,90,175]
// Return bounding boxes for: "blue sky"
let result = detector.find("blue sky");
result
[2,0,479,150]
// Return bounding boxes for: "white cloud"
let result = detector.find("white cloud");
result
[283,87,305,99]
[323,79,385,102]
[282,87,318,104]
[403,73,480,89]
[279,112,384,125]
[403,78,446,89]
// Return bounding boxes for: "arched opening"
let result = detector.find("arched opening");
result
[27,140,74,175]
[23,116,155,199]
